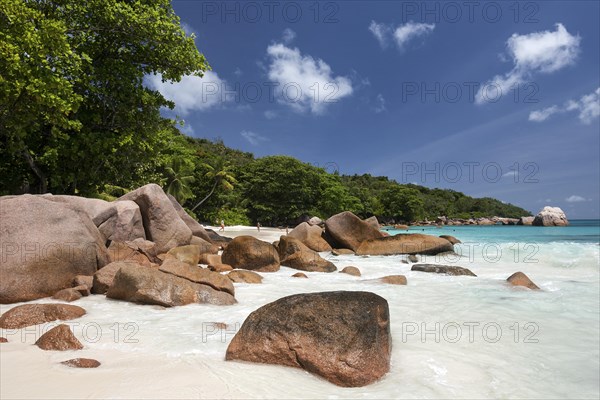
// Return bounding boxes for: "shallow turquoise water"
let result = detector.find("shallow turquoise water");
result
[385,219,600,244]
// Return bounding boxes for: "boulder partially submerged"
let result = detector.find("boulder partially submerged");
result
[226,291,391,387]
[0,304,86,329]
[356,233,454,256]
[411,264,476,276]
[324,211,384,251]
[507,272,540,289]
[288,222,332,252]
[107,264,235,306]
[221,236,280,272]
[278,236,336,273]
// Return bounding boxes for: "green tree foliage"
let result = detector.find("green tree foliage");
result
[164,157,195,205]
[0,0,208,195]
[240,156,323,225]
[381,186,425,222]
[191,159,237,211]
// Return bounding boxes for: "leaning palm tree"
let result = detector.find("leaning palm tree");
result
[191,159,237,211]
[164,158,195,205]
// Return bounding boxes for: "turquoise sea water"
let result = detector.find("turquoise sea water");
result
[385,219,600,244]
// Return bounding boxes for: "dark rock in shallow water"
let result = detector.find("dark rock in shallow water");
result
[411,264,476,276]
[226,291,391,387]
[340,266,361,277]
[356,234,454,256]
[227,270,263,284]
[52,288,83,302]
[506,272,540,290]
[35,324,84,351]
[288,222,332,252]
[379,275,407,285]
[0,304,86,329]
[278,236,336,273]
[61,358,101,368]
[221,236,280,272]
[331,248,355,256]
[107,264,236,306]
[439,235,461,244]
[324,211,384,251]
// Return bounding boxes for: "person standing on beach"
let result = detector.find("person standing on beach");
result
[220,219,225,232]
[257,222,261,232]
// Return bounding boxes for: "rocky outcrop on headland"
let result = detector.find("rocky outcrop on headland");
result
[413,215,523,226]
[532,206,569,226]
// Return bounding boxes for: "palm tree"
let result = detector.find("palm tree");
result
[191,159,237,211]
[164,158,195,205]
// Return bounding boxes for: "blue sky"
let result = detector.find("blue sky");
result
[149,1,600,218]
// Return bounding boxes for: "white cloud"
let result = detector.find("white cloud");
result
[145,71,227,115]
[233,67,242,77]
[528,105,561,122]
[565,195,588,203]
[266,43,353,114]
[373,93,386,113]
[369,20,434,51]
[241,130,267,146]
[577,87,600,124]
[264,110,277,119]
[393,21,435,50]
[282,28,296,44]
[476,23,580,105]
[369,21,392,48]
[529,88,599,124]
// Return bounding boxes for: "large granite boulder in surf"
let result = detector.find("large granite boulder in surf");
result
[356,233,454,256]
[221,236,280,272]
[277,236,336,272]
[0,303,86,329]
[324,211,384,251]
[411,264,476,276]
[226,291,391,387]
[35,324,83,351]
[506,271,540,289]
[287,222,332,252]
[106,263,235,306]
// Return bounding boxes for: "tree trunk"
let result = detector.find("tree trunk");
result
[22,149,47,193]
[191,179,218,212]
